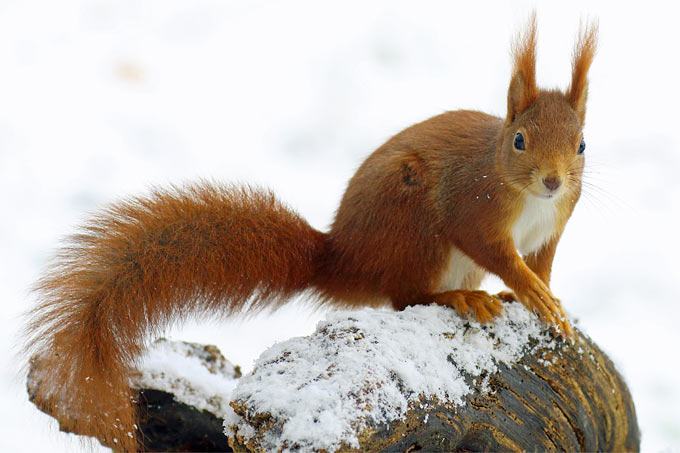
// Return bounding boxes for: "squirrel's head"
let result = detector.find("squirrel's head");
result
[498,13,598,201]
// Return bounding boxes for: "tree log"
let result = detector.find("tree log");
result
[27,304,639,452]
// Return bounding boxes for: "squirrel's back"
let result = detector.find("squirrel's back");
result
[317,110,503,304]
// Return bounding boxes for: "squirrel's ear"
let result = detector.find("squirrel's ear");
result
[566,20,598,124]
[506,12,538,126]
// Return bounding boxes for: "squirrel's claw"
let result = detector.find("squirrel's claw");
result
[516,281,573,338]
[431,290,504,324]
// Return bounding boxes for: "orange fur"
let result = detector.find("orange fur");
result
[25,184,325,450]
[507,12,539,124]
[24,15,597,451]
[566,20,599,123]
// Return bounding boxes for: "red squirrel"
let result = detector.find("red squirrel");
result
[24,15,597,451]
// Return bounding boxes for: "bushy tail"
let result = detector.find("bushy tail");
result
[23,181,326,450]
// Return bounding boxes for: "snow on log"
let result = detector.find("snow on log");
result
[27,303,639,452]
[225,303,639,452]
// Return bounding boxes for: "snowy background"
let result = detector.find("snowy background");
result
[1,0,678,451]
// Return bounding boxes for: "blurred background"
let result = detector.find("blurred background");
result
[1,0,679,450]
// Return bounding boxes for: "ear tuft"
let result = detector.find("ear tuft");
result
[506,11,539,125]
[566,19,598,124]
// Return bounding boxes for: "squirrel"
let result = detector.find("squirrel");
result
[24,14,597,451]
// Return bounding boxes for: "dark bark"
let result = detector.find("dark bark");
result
[135,389,232,452]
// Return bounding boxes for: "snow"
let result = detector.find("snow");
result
[225,303,554,451]
[132,338,240,418]
[1,1,679,451]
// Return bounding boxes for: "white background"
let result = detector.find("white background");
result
[1,0,678,451]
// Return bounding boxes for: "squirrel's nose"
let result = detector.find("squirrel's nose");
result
[542,176,562,191]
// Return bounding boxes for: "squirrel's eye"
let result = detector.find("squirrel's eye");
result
[578,138,586,155]
[513,132,526,151]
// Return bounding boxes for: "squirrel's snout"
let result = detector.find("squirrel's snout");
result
[542,176,562,191]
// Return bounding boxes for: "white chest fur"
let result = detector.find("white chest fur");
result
[511,195,559,256]
[436,195,559,293]
[436,247,486,292]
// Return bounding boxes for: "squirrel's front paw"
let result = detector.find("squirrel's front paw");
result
[431,290,504,324]
[515,280,572,337]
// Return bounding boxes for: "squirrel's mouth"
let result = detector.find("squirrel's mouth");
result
[528,184,564,200]
[537,189,564,200]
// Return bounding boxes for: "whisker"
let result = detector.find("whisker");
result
[577,179,634,215]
